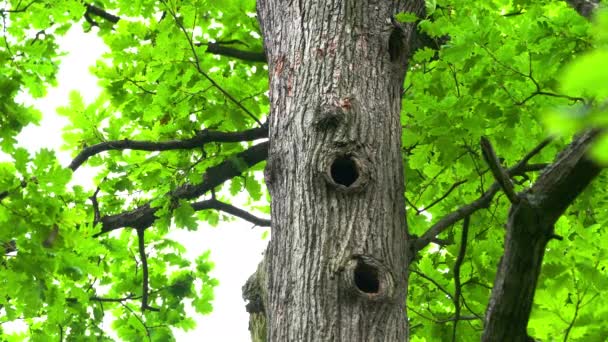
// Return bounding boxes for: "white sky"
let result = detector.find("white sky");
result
[14,26,267,341]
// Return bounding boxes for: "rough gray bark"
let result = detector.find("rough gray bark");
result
[254,1,424,340]
[564,0,599,18]
[243,260,268,342]
[482,130,603,341]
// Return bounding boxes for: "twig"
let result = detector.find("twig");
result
[67,294,139,304]
[90,185,102,224]
[452,215,470,342]
[0,0,37,14]
[460,294,484,321]
[418,179,467,214]
[410,269,453,300]
[85,4,120,24]
[415,151,467,204]
[408,305,479,324]
[136,228,159,312]
[69,125,267,171]
[480,136,519,204]
[162,1,262,126]
[191,198,271,227]
[119,302,152,342]
[412,137,553,254]
[204,42,266,63]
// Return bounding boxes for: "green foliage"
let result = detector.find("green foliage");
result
[396,12,420,23]
[544,8,608,163]
[404,1,608,340]
[0,0,262,339]
[0,0,606,340]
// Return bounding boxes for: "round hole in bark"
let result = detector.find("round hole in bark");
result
[330,155,359,187]
[354,260,380,294]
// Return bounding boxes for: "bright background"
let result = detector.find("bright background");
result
[14,25,268,341]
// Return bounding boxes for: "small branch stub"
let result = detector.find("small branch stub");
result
[323,152,370,192]
[342,256,394,301]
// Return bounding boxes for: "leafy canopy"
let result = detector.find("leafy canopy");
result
[0,0,606,341]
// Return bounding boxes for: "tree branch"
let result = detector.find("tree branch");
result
[191,198,270,227]
[0,0,37,14]
[90,185,102,224]
[564,0,599,18]
[410,269,453,300]
[480,136,519,204]
[408,306,479,324]
[120,302,152,342]
[96,141,268,235]
[0,180,28,203]
[452,215,470,342]
[483,129,604,341]
[69,125,268,171]
[84,4,120,24]
[412,138,553,254]
[204,42,266,63]
[417,179,467,214]
[82,1,268,66]
[67,294,139,304]
[137,228,159,312]
[163,2,263,126]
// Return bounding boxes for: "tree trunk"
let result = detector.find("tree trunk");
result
[254,1,424,340]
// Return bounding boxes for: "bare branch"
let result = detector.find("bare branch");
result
[563,286,583,341]
[452,215,470,342]
[564,0,599,18]
[96,141,268,235]
[85,4,120,24]
[410,269,453,300]
[90,185,102,224]
[67,294,139,304]
[0,0,37,14]
[417,179,467,214]
[191,198,270,227]
[480,137,519,204]
[69,125,268,171]
[204,42,266,63]
[437,315,480,324]
[137,228,159,312]
[120,302,152,342]
[408,306,479,324]
[415,151,467,204]
[412,137,554,254]
[0,180,28,203]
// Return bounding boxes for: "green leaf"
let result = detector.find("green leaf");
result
[590,132,608,164]
[425,0,437,17]
[560,49,608,99]
[174,200,198,231]
[395,12,419,23]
